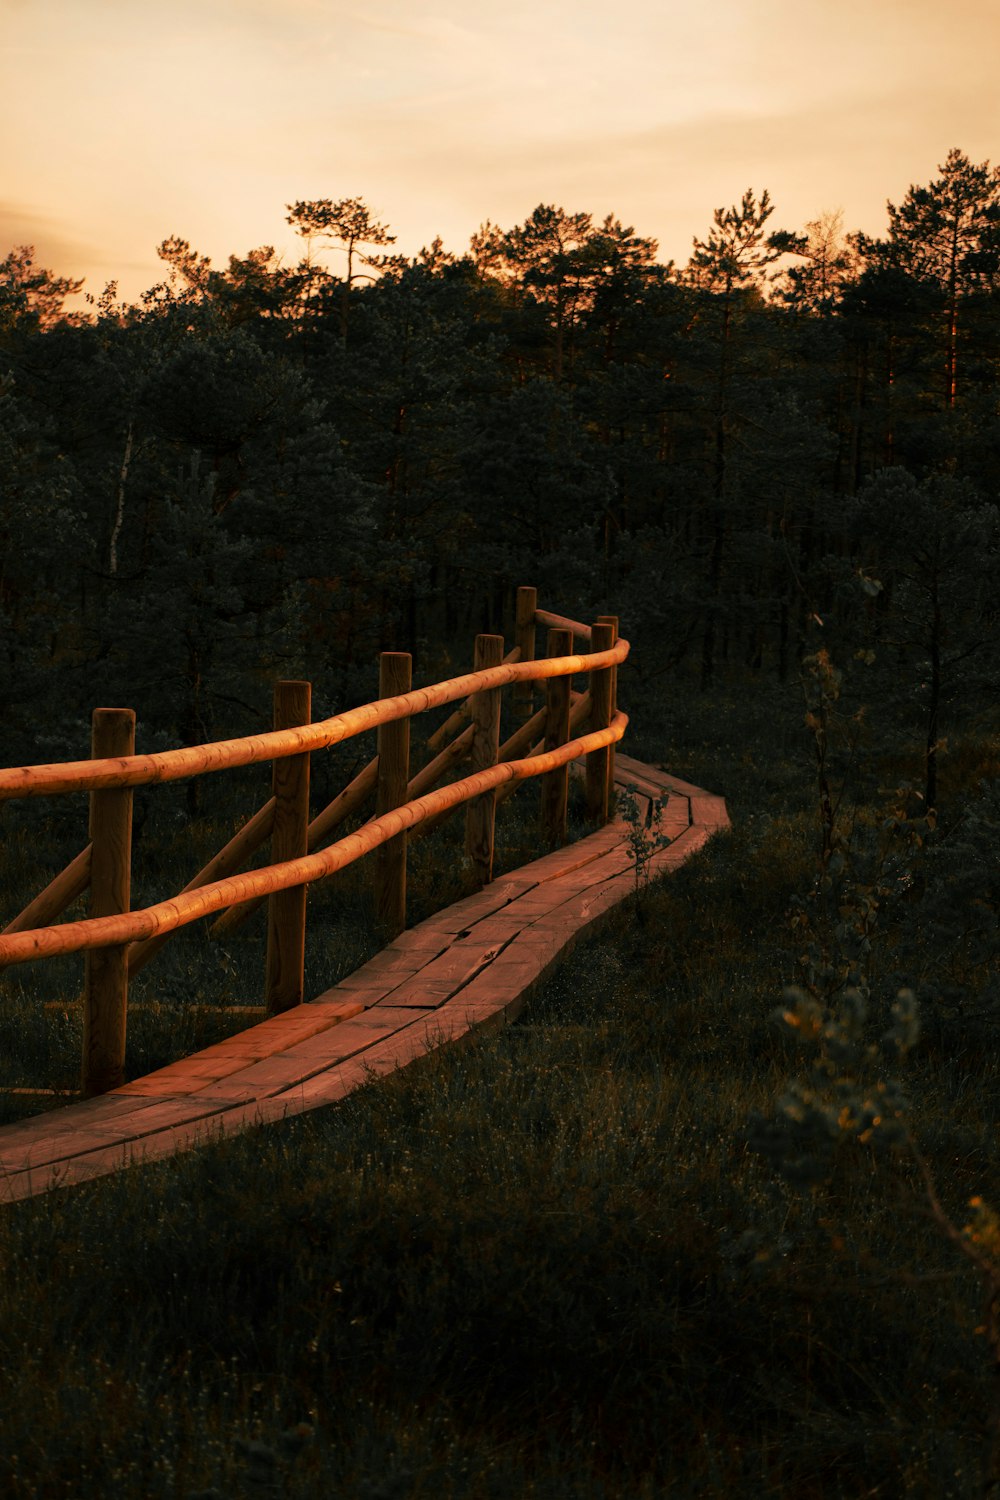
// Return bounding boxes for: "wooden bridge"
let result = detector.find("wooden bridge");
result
[0,591,728,1203]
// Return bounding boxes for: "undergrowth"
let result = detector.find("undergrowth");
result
[0,674,997,1495]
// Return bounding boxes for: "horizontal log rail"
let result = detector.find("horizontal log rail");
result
[0,588,626,1094]
[534,608,592,642]
[0,645,623,803]
[0,714,626,967]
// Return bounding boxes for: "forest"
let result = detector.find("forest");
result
[0,147,999,1497]
[1,145,997,810]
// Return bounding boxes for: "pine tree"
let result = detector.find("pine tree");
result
[854,149,1000,409]
[285,198,398,340]
[684,190,805,684]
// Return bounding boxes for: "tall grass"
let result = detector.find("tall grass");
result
[1,667,998,1495]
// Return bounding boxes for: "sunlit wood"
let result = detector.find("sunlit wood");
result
[586,621,616,823]
[465,634,504,886]
[493,690,591,811]
[535,608,592,642]
[265,680,311,1015]
[81,709,134,1096]
[0,641,625,801]
[514,585,537,720]
[210,756,379,937]
[129,798,276,973]
[375,653,411,938]
[542,629,573,844]
[424,645,521,753]
[596,615,620,794]
[0,714,626,966]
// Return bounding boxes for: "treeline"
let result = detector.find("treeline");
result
[1,149,998,806]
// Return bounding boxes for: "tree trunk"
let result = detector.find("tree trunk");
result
[925,585,941,814]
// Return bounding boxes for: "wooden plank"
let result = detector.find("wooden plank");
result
[449,913,527,941]
[0,1154,147,1202]
[265,1057,387,1111]
[421,942,510,980]
[79,1098,236,1139]
[689,794,731,829]
[114,1001,367,1095]
[504,838,622,886]
[0,743,727,1201]
[404,885,536,935]
[384,931,454,953]
[322,951,430,990]
[368,979,461,1008]
[0,1091,162,1144]
[614,755,712,800]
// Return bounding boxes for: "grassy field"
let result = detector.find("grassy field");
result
[0,674,998,1496]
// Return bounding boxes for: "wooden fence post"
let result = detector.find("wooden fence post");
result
[81,708,135,1096]
[586,621,616,824]
[541,627,573,845]
[514,585,536,721]
[465,633,504,886]
[375,652,411,938]
[596,614,619,797]
[265,680,311,1015]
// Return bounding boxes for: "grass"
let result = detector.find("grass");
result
[0,673,998,1495]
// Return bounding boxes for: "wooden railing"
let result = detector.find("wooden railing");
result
[0,589,627,1095]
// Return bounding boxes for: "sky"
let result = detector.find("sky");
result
[3,0,999,306]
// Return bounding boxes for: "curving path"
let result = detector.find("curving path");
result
[0,755,728,1203]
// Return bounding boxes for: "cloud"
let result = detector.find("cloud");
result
[4,0,998,306]
[0,203,98,278]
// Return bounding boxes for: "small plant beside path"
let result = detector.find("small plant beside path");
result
[618,783,673,898]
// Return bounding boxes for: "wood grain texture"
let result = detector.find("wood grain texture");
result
[595,615,619,795]
[586,621,616,824]
[375,653,411,938]
[211,754,379,937]
[82,709,134,1096]
[465,634,504,886]
[535,608,592,642]
[0,639,627,801]
[424,645,521,752]
[541,628,573,845]
[514,585,537,720]
[266,681,311,1015]
[0,716,627,966]
[0,742,730,1201]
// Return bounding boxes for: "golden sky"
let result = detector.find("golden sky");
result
[3,0,999,303]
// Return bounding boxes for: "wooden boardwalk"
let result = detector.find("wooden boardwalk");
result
[0,756,728,1204]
